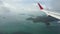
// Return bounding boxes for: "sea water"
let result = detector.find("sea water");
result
[0,11,60,34]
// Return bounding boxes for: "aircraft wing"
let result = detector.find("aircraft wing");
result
[38,3,60,20]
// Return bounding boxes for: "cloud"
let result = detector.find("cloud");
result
[0,0,52,12]
[1,0,40,11]
[50,0,60,10]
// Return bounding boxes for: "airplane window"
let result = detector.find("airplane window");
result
[0,0,60,34]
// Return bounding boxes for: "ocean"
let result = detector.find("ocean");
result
[0,11,60,34]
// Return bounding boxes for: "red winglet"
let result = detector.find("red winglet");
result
[38,3,43,10]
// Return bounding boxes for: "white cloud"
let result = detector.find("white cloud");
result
[50,0,60,10]
[0,0,39,12]
[0,0,52,12]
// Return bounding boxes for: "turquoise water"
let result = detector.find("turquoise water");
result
[0,11,60,34]
[0,20,60,34]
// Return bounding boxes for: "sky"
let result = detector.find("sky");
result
[50,0,60,10]
[0,0,60,12]
[0,0,51,12]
